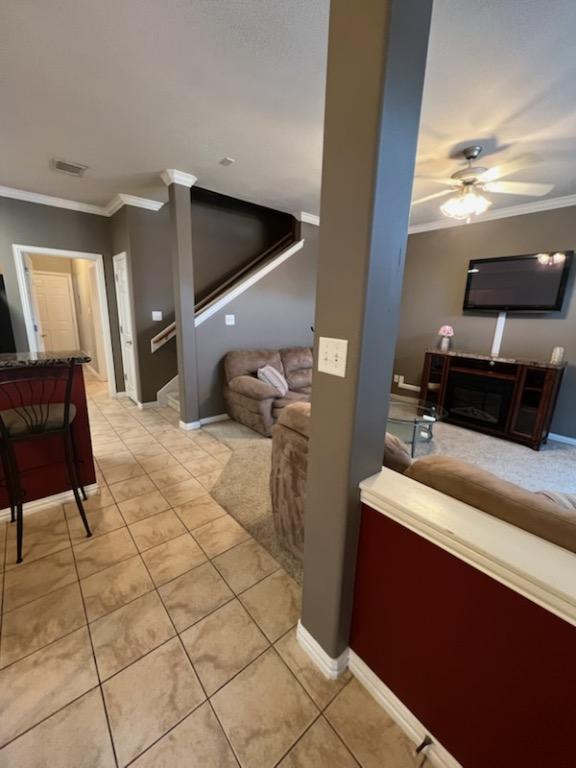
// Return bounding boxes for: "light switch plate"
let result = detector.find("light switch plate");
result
[152,311,163,322]
[317,337,348,378]
[225,314,236,326]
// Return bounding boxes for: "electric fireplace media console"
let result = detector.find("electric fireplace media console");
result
[420,351,565,450]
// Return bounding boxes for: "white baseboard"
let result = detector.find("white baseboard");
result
[549,432,576,447]
[114,390,128,399]
[179,420,201,431]
[0,483,100,522]
[296,621,349,679]
[137,400,159,410]
[200,413,229,425]
[348,651,461,768]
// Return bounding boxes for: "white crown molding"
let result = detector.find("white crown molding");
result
[408,192,576,234]
[296,621,349,679]
[161,169,198,188]
[0,184,164,217]
[298,211,320,226]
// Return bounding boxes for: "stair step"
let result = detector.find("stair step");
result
[167,393,180,412]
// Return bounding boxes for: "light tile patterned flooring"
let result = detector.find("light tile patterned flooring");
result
[0,376,419,768]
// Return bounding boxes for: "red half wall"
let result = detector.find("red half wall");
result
[350,504,576,768]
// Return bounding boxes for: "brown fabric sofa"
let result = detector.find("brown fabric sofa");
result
[270,402,412,559]
[270,403,576,559]
[223,347,313,437]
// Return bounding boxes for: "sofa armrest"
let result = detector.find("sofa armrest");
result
[228,375,279,401]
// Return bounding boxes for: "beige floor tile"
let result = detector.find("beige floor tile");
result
[109,475,156,503]
[181,455,223,478]
[275,628,352,709]
[81,556,154,622]
[278,716,358,768]
[196,469,223,491]
[240,571,302,642]
[148,464,191,489]
[212,648,318,768]
[192,515,250,558]
[122,436,161,452]
[159,561,233,632]
[142,533,207,586]
[168,445,210,463]
[129,510,186,552]
[325,679,418,768]
[0,582,85,669]
[138,452,180,473]
[118,490,170,524]
[0,688,115,768]
[103,637,205,766]
[67,504,125,543]
[90,591,175,680]
[120,426,150,441]
[73,527,137,579]
[64,486,114,518]
[161,477,207,507]
[189,432,223,451]
[213,538,281,594]
[129,443,169,460]
[100,460,145,485]
[130,701,238,768]
[181,599,269,695]
[174,497,226,530]
[5,505,70,569]
[93,440,126,458]
[0,627,98,748]
[207,444,233,460]
[3,548,77,613]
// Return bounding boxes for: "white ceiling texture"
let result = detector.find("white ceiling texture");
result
[1,0,576,225]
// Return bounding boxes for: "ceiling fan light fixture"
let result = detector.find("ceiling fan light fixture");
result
[440,187,492,222]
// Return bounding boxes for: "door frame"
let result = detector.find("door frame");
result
[112,251,141,403]
[13,244,118,396]
[29,269,81,351]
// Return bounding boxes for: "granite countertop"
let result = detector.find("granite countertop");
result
[0,351,92,368]
[426,349,566,369]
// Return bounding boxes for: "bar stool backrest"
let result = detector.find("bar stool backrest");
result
[0,363,75,440]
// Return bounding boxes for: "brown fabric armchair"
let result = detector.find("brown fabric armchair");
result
[223,347,313,436]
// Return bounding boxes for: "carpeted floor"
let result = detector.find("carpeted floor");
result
[205,417,576,582]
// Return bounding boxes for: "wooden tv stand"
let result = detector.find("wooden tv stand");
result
[420,351,565,450]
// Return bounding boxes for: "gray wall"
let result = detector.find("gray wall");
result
[0,197,123,390]
[196,222,319,417]
[394,205,576,437]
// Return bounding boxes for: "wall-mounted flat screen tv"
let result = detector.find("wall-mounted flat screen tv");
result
[463,252,573,312]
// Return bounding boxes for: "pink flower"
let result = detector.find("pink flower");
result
[438,325,454,337]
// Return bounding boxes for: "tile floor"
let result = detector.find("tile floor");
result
[0,375,420,767]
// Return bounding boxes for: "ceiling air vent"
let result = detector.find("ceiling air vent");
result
[50,158,89,177]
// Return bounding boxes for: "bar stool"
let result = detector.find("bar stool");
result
[0,362,92,563]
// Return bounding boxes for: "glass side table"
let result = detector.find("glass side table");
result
[386,396,446,458]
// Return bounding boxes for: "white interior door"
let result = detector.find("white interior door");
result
[31,272,80,352]
[113,253,137,401]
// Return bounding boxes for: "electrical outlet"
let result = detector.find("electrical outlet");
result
[393,374,400,383]
[152,311,163,322]
[225,314,236,326]
[317,337,348,378]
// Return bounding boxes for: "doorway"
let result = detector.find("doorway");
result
[13,244,117,395]
[113,252,138,402]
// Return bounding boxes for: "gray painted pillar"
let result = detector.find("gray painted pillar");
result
[301,0,433,659]
[163,171,200,427]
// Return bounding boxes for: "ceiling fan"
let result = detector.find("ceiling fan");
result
[413,145,554,222]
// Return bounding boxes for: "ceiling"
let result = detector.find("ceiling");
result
[2,0,576,225]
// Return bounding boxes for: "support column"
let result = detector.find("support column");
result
[161,169,200,428]
[301,0,433,660]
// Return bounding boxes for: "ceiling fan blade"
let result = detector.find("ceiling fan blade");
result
[484,181,553,197]
[414,176,461,187]
[411,190,453,206]
[480,154,538,182]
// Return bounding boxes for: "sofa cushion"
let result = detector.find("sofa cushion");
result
[257,365,289,396]
[280,347,313,392]
[277,402,311,439]
[224,350,284,382]
[272,391,310,415]
[406,455,576,554]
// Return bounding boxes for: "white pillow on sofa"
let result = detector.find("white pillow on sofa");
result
[257,365,288,396]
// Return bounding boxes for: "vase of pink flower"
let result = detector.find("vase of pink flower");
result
[437,325,454,352]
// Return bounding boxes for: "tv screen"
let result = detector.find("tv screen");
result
[463,252,573,312]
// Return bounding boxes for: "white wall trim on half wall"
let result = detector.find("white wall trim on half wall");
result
[298,211,320,226]
[0,185,164,217]
[348,651,462,768]
[296,621,349,679]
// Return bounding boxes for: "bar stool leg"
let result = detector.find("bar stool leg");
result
[69,429,88,501]
[63,430,92,539]
[1,450,16,523]
[16,502,23,563]
[5,446,25,563]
